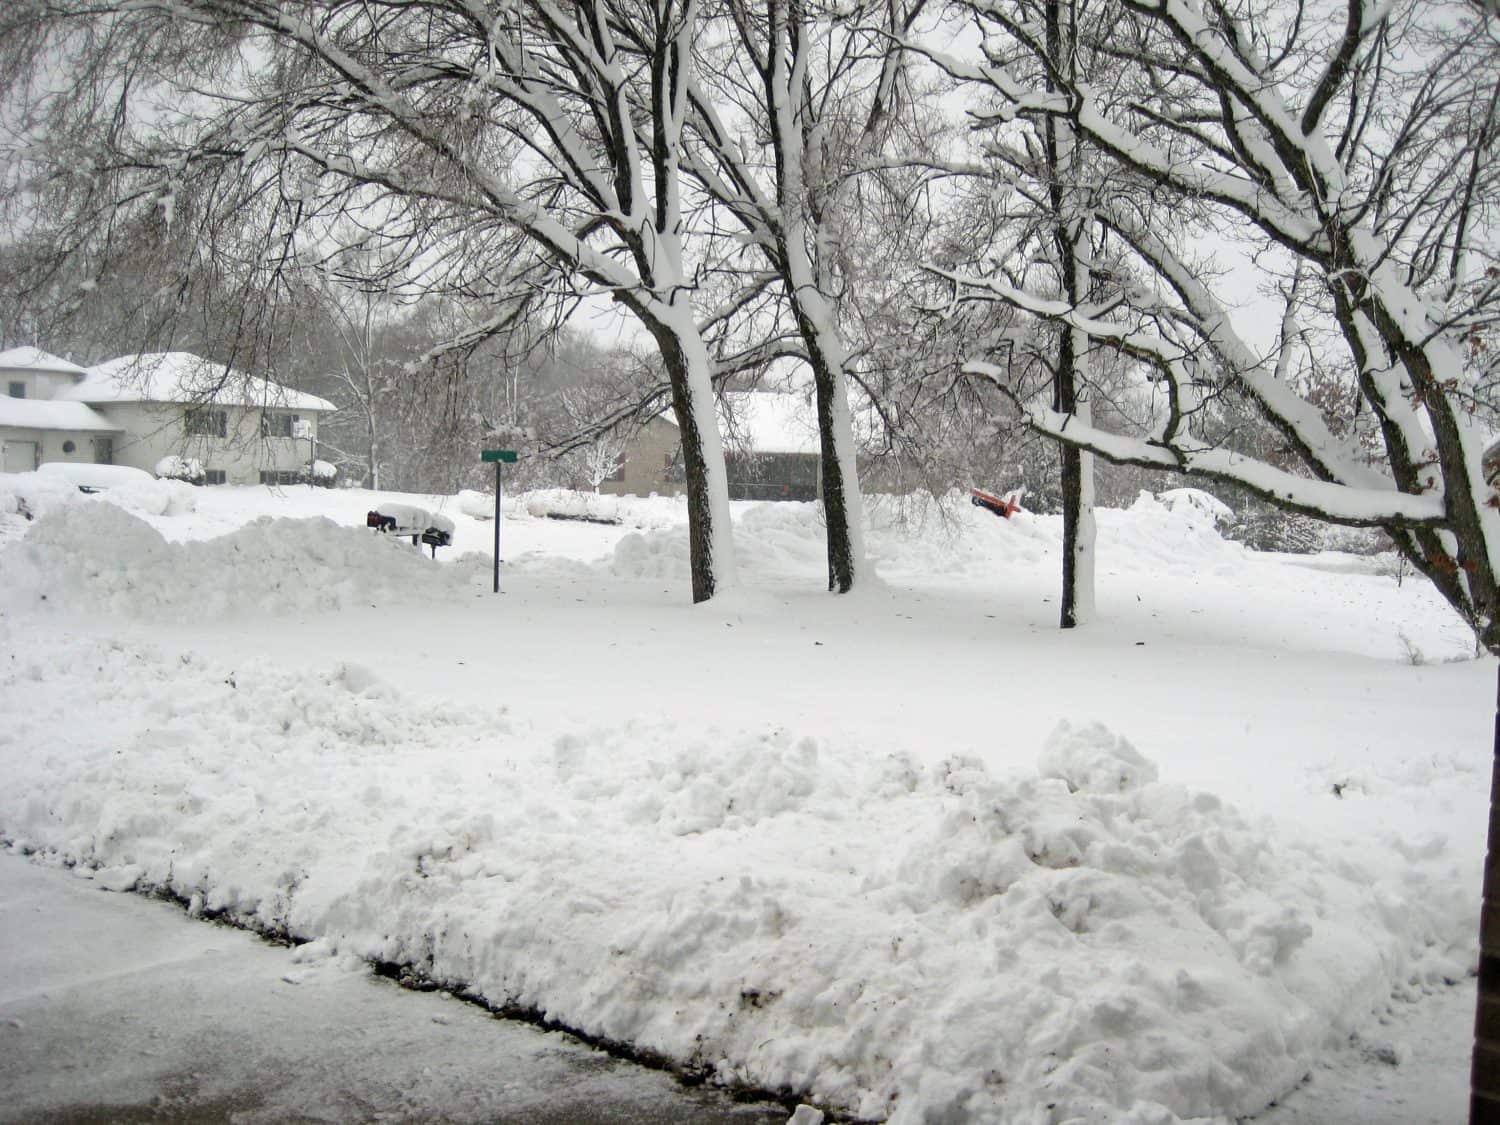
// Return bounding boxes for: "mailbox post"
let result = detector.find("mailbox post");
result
[480,449,518,592]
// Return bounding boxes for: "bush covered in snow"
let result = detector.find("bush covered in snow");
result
[525,488,687,530]
[304,459,338,487]
[526,488,622,524]
[154,455,205,484]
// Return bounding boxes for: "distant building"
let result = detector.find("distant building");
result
[0,349,335,485]
[601,390,874,501]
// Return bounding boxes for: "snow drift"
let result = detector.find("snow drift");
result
[0,503,474,617]
[0,626,1469,1123]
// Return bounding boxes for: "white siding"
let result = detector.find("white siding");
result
[92,403,319,484]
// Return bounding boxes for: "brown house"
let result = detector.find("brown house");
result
[602,391,832,501]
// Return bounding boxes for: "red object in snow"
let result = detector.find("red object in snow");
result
[970,487,1022,518]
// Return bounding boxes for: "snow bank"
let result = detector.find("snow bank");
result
[526,488,688,529]
[456,489,494,520]
[0,504,473,617]
[610,502,829,584]
[0,470,84,524]
[0,627,1471,1123]
[0,469,198,524]
[107,476,199,517]
[1039,720,1160,793]
[603,489,1248,589]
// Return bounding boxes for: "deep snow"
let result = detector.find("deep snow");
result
[0,475,1487,1123]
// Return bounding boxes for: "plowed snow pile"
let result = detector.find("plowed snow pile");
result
[0,503,475,617]
[0,625,1469,1123]
[0,484,1481,1122]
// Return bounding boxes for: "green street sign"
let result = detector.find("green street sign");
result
[482,449,518,463]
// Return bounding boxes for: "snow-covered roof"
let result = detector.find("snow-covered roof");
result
[719,391,820,455]
[0,397,120,433]
[59,352,336,413]
[659,390,880,456]
[0,347,89,378]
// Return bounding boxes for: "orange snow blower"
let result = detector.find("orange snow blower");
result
[970,487,1022,518]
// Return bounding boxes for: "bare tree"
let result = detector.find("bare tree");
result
[920,0,1500,641]
[678,0,949,590]
[918,0,1500,1110]
[0,0,754,601]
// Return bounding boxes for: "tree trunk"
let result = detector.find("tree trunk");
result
[653,322,736,604]
[1046,0,1096,629]
[1054,318,1096,628]
[811,359,861,594]
[794,307,865,593]
[1474,663,1500,1122]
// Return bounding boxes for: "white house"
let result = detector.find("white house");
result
[0,348,121,474]
[1,348,335,485]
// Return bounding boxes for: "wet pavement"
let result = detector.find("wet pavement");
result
[0,855,791,1124]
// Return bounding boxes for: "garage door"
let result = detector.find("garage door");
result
[3,441,37,473]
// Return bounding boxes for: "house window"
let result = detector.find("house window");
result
[61,440,76,454]
[7,381,23,398]
[93,437,112,464]
[259,469,300,486]
[204,469,227,485]
[185,408,227,438]
[261,411,300,438]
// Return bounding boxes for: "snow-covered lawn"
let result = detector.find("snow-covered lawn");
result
[0,477,1487,1123]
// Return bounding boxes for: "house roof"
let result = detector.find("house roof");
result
[58,352,336,412]
[0,397,121,433]
[0,347,89,378]
[659,391,879,456]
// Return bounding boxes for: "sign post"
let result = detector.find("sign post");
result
[481,450,518,592]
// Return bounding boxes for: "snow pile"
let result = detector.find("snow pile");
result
[1100,493,1246,577]
[0,627,1472,1123]
[0,504,472,617]
[610,502,828,583]
[106,475,199,517]
[526,488,688,530]
[0,470,85,524]
[861,492,1055,584]
[456,489,494,520]
[527,489,624,524]
[605,489,1253,589]
[1156,488,1235,529]
[1039,720,1160,793]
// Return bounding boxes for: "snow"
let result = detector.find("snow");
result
[0,855,789,1123]
[0,346,89,376]
[367,501,456,539]
[656,391,883,459]
[0,480,1487,1122]
[35,461,154,490]
[155,454,204,481]
[0,397,118,432]
[58,351,336,412]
